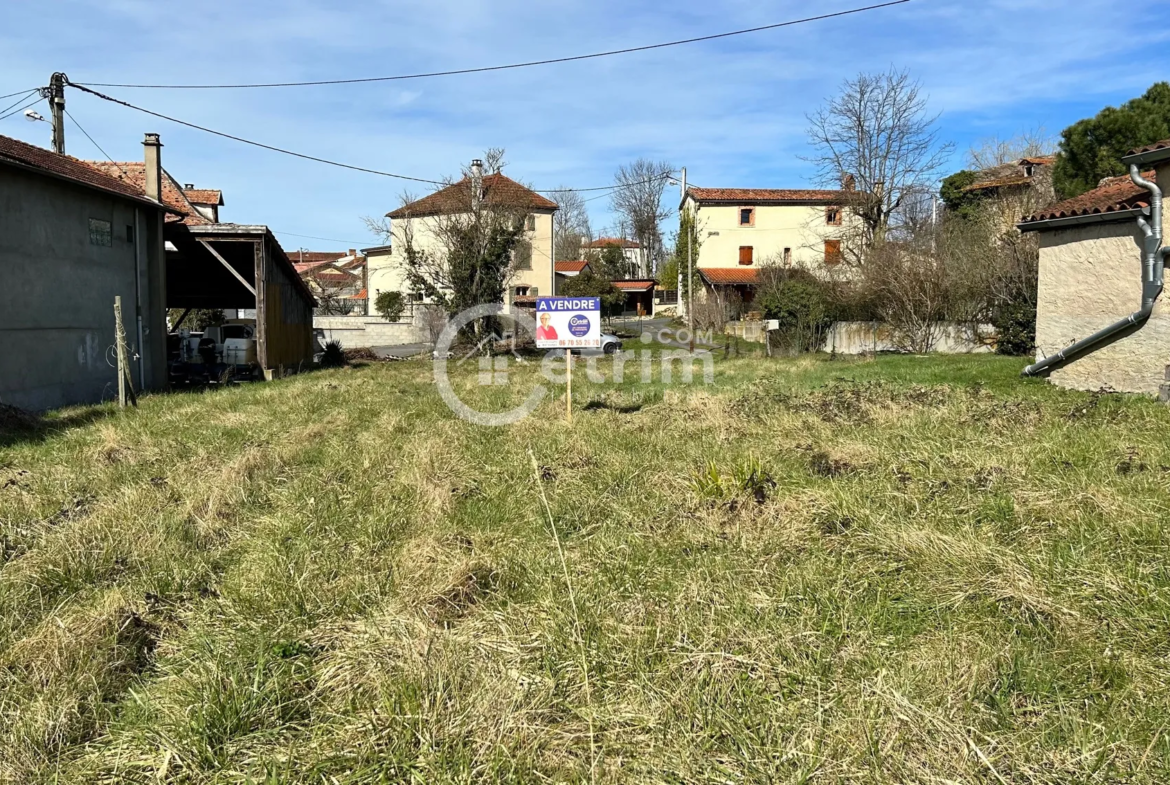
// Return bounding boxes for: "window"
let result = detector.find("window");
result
[738,246,754,265]
[515,286,530,297]
[1024,164,1035,177]
[525,214,536,231]
[824,240,842,265]
[738,207,755,226]
[126,225,135,243]
[825,205,842,226]
[88,218,112,247]
[783,247,792,265]
[513,241,532,270]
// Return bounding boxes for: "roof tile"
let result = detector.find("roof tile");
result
[388,173,557,218]
[555,260,590,273]
[83,161,212,224]
[698,267,760,285]
[688,186,849,205]
[0,133,163,207]
[1021,171,1154,225]
[183,188,223,206]
[584,237,640,249]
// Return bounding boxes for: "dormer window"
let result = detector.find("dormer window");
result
[1024,164,1035,178]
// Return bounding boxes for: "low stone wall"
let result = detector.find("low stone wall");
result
[724,320,765,342]
[314,316,425,348]
[821,321,993,354]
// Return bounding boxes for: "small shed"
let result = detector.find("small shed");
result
[166,224,317,373]
[612,279,657,316]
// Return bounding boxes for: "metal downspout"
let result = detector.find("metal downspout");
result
[134,208,146,390]
[1023,165,1164,377]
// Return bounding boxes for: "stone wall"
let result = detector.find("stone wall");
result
[314,316,425,348]
[822,322,993,354]
[1034,221,1170,394]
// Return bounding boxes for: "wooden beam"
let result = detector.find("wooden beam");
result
[197,239,256,297]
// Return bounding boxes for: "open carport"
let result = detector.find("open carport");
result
[165,223,317,375]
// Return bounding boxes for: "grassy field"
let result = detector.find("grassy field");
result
[2,349,1170,783]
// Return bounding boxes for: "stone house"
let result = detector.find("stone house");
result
[962,156,1056,233]
[1019,143,1170,395]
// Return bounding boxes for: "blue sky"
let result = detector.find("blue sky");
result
[3,0,1170,252]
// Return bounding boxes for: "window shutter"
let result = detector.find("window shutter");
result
[824,240,842,264]
[738,246,754,265]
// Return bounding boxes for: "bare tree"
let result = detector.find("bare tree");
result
[610,159,674,277]
[807,68,953,261]
[483,147,507,174]
[966,129,1057,170]
[552,188,592,261]
[363,189,419,245]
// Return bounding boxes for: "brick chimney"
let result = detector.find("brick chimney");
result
[143,133,163,204]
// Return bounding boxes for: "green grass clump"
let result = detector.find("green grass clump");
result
[2,351,1170,782]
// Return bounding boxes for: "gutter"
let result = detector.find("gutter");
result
[1023,165,1164,377]
[1018,206,1148,234]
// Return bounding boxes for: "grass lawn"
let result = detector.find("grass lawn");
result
[2,350,1170,782]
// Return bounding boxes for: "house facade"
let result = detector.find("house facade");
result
[0,133,171,410]
[682,185,855,299]
[1019,145,1170,395]
[369,161,557,314]
[962,156,1056,233]
[581,237,644,277]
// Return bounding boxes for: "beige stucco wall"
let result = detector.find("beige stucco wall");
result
[1035,220,1170,394]
[366,209,555,312]
[684,196,852,272]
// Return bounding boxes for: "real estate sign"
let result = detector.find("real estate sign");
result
[535,297,601,350]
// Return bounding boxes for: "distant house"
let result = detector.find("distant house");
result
[293,249,368,315]
[962,156,1057,232]
[554,260,591,294]
[183,185,223,222]
[0,133,172,410]
[371,160,558,313]
[581,237,644,277]
[1018,143,1170,395]
[682,184,856,304]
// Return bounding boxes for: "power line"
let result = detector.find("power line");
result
[63,107,126,175]
[0,90,38,120]
[0,95,44,123]
[66,81,674,194]
[74,1,910,90]
[272,230,372,246]
[0,87,39,101]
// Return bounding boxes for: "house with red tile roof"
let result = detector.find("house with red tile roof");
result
[682,183,857,305]
[1018,143,1170,394]
[0,132,174,410]
[373,160,558,314]
[580,237,645,277]
[292,249,368,315]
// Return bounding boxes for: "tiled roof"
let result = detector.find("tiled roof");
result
[961,175,1032,192]
[83,161,212,224]
[1021,171,1154,226]
[687,186,848,205]
[289,251,346,265]
[555,260,590,273]
[183,188,223,206]
[1126,139,1170,158]
[612,279,655,292]
[1019,156,1056,166]
[0,133,166,208]
[698,267,760,285]
[584,237,640,249]
[388,173,558,218]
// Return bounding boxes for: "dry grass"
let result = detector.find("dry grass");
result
[2,352,1170,782]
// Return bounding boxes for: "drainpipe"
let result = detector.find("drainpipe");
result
[1023,164,1164,377]
[134,207,145,390]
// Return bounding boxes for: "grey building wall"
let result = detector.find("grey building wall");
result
[0,166,166,411]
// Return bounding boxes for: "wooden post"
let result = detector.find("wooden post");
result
[115,296,127,408]
[565,348,573,423]
[114,296,137,408]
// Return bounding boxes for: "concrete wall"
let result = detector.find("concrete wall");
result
[822,322,992,354]
[684,196,855,272]
[1034,220,1169,394]
[367,209,556,313]
[0,166,166,411]
[314,315,425,348]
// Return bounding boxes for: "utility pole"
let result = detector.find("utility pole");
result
[48,72,66,155]
[682,167,695,350]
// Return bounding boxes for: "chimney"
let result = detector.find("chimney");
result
[143,133,163,204]
[184,183,195,190]
[842,173,856,192]
[470,158,484,209]
[348,248,356,258]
